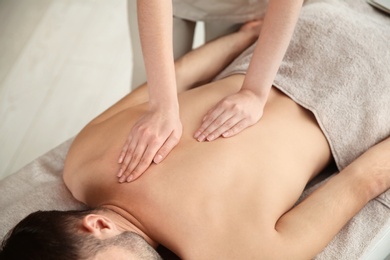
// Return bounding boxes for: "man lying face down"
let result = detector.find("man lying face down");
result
[1,209,161,260]
[1,2,390,259]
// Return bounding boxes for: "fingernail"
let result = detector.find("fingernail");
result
[118,155,123,164]
[119,175,126,183]
[154,154,163,164]
[126,174,134,182]
[117,169,123,177]
[223,131,229,137]
[197,134,205,142]
[194,131,201,139]
[207,135,214,141]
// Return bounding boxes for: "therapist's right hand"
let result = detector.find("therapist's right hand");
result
[117,108,182,183]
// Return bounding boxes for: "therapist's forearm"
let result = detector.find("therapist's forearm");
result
[175,22,262,90]
[242,0,303,101]
[137,0,178,110]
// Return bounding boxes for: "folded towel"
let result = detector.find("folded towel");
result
[216,0,390,203]
[0,140,388,259]
[1,1,389,257]
[301,176,390,259]
[0,139,85,240]
[214,1,390,257]
[217,0,390,170]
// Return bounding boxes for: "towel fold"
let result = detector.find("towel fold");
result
[214,1,390,256]
[0,139,85,240]
[1,1,389,257]
[217,0,390,170]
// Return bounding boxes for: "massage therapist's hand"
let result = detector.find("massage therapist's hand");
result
[194,89,265,142]
[118,108,182,182]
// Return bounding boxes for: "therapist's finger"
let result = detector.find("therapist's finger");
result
[206,115,242,141]
[118,137,136,177]
[118,143,128,164]
[129,143,159,182]
[118,135,132,166]
[222,119,250,138]
[194,107,224,140]
[118,138,139,181]
[197,111,232,142]
[124,141,149,181]
[194,109,226,141]
[154,131,181,164]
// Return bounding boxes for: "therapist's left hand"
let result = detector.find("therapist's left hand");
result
[194,89,265,142]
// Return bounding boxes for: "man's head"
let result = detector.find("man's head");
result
[0,209,161,259]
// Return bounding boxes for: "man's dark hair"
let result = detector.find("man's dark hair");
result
[0,209,161,260]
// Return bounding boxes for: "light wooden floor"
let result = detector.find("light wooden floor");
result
[0,0,204,181]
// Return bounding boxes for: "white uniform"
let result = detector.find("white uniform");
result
[129,0,268,89]
[172,0,268,22]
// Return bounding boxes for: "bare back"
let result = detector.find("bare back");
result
[64,75,331,259]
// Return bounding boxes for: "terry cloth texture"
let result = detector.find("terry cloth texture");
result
[1,1,389,257]
[0,140,389,259]
[215,0,390,171]
[214,3,390,256]
[0,139,87,240]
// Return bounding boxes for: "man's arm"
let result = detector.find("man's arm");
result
[175,21,262,92]
[273,136,390,259]
[90,21,262,125]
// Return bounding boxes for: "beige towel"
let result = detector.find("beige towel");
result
[214,1,390,257]
[0,139,85,240]
[0,140,388,259]
[1,1,389,257]
[216,0,390,170]
[302,175,390,259]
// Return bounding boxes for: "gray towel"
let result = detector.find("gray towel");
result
[214,1,390,257]
[0,139,86,240]
[0,139,388,259]
[216,0,390,170]
[1,2,389,257]
[215,0,390,212]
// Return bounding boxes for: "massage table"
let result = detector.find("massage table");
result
[0,139,389,259]
[2,0,390,257]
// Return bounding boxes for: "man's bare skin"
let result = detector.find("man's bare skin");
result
[63,22,390,259]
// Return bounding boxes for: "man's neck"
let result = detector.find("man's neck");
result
[100,205,158,248]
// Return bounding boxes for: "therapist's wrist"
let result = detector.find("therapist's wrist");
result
[148,80,179,108]
[239,88,268,109]
[241,81,270,105]
[149,94,179,112]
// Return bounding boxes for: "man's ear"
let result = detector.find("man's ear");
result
[82,214,118,239]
